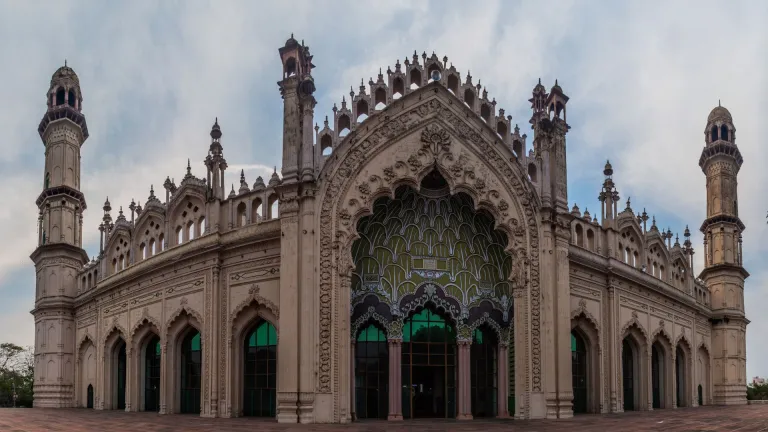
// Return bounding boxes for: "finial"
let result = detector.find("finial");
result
[555,79,558,86]
[64,59,67,67]
[273,166,277,174]
[291,32,294,38]
[119,206,123,216]
[719,99,721,107]
[186,158,192,175]
[626,196,631,209]
[240,169,245,180]
[538,77,541,84]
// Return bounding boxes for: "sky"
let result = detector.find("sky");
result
[0,1,766,379]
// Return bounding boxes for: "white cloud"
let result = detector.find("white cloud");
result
[0,0,766,381]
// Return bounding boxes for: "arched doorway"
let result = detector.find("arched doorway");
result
[622,338,637,411]
[571,331,587,414]
[470,326,497,417]
[652,343,664,409]
[180,330,202,414]
[354,324,388,419]
[87,384,94,409]
[243,320,277,417]
[402,308,457,419]
[144,336,161,412]
[697,385,703,406]
[115,340,127,410]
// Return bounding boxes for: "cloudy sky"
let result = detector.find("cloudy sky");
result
[1,1,766,379]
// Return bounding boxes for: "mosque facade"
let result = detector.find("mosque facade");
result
[30,37,748,423]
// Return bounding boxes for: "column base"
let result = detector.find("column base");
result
[456,413,473,420]
[496,413,512,419]
[387,414,403,421]
[298,392,314,424]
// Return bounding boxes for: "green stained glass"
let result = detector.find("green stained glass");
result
[191,332,201,351]
[357,324,386,342]
[571,333,576,352]
[248,322,277,347]
[473,328,483,344]
[154,340,161,356]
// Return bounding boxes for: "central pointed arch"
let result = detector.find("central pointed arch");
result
[316,88,541,421]
[165,309,203,415]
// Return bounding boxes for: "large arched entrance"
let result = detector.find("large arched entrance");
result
[349,169,513,420]
[179,329,201,414]
[144,335,161,412]
[354,324,388,419]
[402,307,457,419]
[571,331,587,414]
[242,320,277,417]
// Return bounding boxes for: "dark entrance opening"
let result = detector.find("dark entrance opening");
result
[622,338,635,411]
[652,343,663,409]
[180,330,201,414]
[470,326,497,417]
[571,331,588,414]
[402,308,456,419]
[355,324,388,419]
[116,340,126,410]
[698,384,703,406]
[243,320,277,417]
[145,336,161,412]
[87,384,94,408]
[676,346,685,407]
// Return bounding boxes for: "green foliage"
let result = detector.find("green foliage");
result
[0,343,34,407]
[747,383,768,401]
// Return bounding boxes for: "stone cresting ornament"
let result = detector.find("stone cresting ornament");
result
[316,93,541,406]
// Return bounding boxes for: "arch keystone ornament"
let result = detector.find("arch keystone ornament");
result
[316,90,541,421]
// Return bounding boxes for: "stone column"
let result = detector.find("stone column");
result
[554,217,573,418]
[607,284,618,412]
[456,340,473,420]
[350,340,356,421]
[210,264,221,417]
[159,342,167,414]
[387,339,403,420]
[276,191,300,423]
[497,343,510,418]
[298,192,316,423]
[671,350,677,409]
[125,347,133,411]
[646,348,653,411]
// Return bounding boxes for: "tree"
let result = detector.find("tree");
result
[0,343,34,407]
[747,382,768,401]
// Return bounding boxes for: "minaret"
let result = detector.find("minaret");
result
[278,34,315,185]
[530,80,573,418]
[30,64,90,407]
[598,160,620,227]
[698,104,748,405]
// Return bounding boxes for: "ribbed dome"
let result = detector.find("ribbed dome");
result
[708,105,732,123]
[50,65,79,86]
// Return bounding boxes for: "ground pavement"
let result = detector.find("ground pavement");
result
[0,405,767,431]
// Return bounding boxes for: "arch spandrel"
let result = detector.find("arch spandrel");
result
[317,88,542,402]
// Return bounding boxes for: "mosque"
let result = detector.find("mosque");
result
[30,36,747,423]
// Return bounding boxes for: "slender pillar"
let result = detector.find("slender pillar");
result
[159,342,167,414]
[125,347,132,411]
[497,343,510,418]
[350,340,356,421]
[210,264,220,417]
[456,340,473,420]
[646,349,653,411]
[387,339,403,420]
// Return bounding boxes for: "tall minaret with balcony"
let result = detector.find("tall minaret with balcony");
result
[699,104,748,405]
[30,64,90,407]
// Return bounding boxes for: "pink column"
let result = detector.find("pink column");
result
[350,340,356,421]
[497,344,510,418]
[387,339,403,420]
[456,340,473,420]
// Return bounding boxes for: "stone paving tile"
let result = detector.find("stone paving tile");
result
[0,405,767,431]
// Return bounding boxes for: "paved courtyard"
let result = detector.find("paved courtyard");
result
[0,405,767,431]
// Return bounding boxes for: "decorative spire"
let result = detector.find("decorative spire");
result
[603,160,613,177]
[252,175,266,190]
[228,184,236,198]
[239,169,250,194]
[626,196,631,210]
